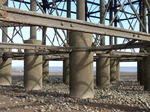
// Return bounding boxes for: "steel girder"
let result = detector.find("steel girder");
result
[0,6,150,42]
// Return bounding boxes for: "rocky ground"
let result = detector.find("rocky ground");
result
[0,72,149,112]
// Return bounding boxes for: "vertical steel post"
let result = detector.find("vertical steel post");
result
[114,0,117,45]
[109,0,113,45]
[100,0,105,46]
[67,0,71,18]
[30,0,37,39]
[69,0,94,98]
[2,0,8,42]
[77,0,86,20]
[0,0,12,86]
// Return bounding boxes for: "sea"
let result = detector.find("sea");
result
[12,66,137,72]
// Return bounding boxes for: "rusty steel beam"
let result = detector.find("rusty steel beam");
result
[0,21,23,27]
[0,42,69,51]
[40,57,144,62]
[117,57,143,62]
[2,50,148,60]
[0,41,149,51]
[110,51,148,57]
[2,50,68,61]
[10,56,145,61]
[0,6,150,41]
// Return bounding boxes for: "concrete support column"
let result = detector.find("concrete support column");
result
[116,60,120,81]
[0,0,12,86]
[96,54,110,88]
[137,61,141,82]
[0,49,12,86]
[142,0,150,93]
[24,39,42,90]
[143,48,150,93]
[110,59,117,83]
[138,60,144,85]
[63,58,69,85]
[69,32,94,98]
[43,58,49,82]
[69,0,94,99]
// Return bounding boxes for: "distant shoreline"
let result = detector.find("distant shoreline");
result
[12,66,137,73]
[12,71,137,76]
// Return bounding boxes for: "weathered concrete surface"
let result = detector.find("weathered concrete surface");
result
[96,54,110,88]
[138,60,144,85]
[137,61,141,82]
[63,58,69,85]
[69,32,94,98]
[0,0,7,6]
[69,0,94,99]
[24,39,42,90]
[110,59,117,83]
[43,58,49,82]
[143,48,150,93]
[116,60,120,81]
[0,49,12,85]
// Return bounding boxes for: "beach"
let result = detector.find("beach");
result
[0,71,149,112]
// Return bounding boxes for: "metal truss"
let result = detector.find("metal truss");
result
[0,0,150,60]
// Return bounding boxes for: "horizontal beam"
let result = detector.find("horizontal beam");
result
[3,50,148,58]
[7,53,144,62]
[0,6,150,41]
[0,42,70,51]
[0,41,149,52]
[44,57,143,62]
[0,21,23,27]
[117,57,143,62]
[110,51,148,57]
[2,51,68,61]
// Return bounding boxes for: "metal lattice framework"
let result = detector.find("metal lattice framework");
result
[0,0,150,61]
